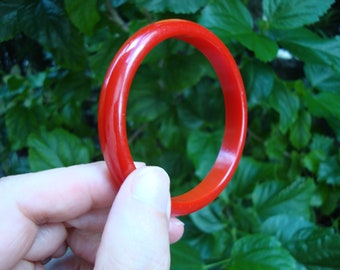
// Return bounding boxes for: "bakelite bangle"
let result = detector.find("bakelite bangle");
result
[98,19,247,216]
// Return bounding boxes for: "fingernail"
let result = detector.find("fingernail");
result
[172,218,185,227]
[134,161,146,168]
[131,167,171,218]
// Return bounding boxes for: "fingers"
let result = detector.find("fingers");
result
[45,250,93,270]
[1,162,116,224]
[65,208,110,231]
[0,161,114,269]
[11,260,44,270]
[24,223,67,261]
[67,230,101,263]
[66,217,184,264]
[169,217,185,243]
[0,161,184,269]
[94,166,172,269]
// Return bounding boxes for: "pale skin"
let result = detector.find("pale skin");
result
[0,162,184,269]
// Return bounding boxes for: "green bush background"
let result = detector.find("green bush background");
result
[1,0,340,268]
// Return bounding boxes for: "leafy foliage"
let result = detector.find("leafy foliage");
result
[262,0,335,29]
[1,0,340,268]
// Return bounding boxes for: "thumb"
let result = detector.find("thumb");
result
[94,166,171,269]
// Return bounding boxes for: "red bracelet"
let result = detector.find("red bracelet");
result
[98,19,247,216]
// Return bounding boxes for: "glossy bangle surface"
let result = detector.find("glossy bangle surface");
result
[98,19,247,216]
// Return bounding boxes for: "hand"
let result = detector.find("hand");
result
[0,162,184,269]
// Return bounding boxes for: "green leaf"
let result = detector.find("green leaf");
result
[158,114,183,148]
[237,32,278,62]
[287,151,304,180]
[187,129,224,179]
[65,0,100,35]
[5,105,44,150]
[318,157,340,186]
[190,201,226,233]
[261,214,314,244]
[17,0,87,70]
[264,128,288,161]
[28,128,91,171]
[230,234,296,270]
[111,0,126,7]
[289,110,312,149]
[89,33,126,84]
[199,0,253,41]
[128,67,168,122]
[228,157,277,197]
[170,241,205,270]
[52,71,91,104]
[253,178,315,220]
[177,106,204,130]
[168,0,207,13]
[290,228,340,269]
[303,91,340,120]
[53,39,87,70]
[241,59,274,108]
[232,204,261,234]
[269,81,300,133]
[134,0,207,13]
[310,134,334,154]
[304,64,340,93]
[129,131,162,167]
[319,186,340,216]
[0,0,23,41]
[27,72,46,88]
[302,133,334,174]
[162,52,208,92]
[186,229,232,261]
[303,91,340,140]
[200,0,278,61]
[0,151,30,176]
[18,0,67,47]
[177,78,224,130]
[263,0,335,29]
[275,28,340,71]
[262,215,340,269]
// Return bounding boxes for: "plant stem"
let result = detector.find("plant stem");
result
[204,258,231,269]
[105,0,129,32]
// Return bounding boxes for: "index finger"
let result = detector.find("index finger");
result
[0,161,116,224]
